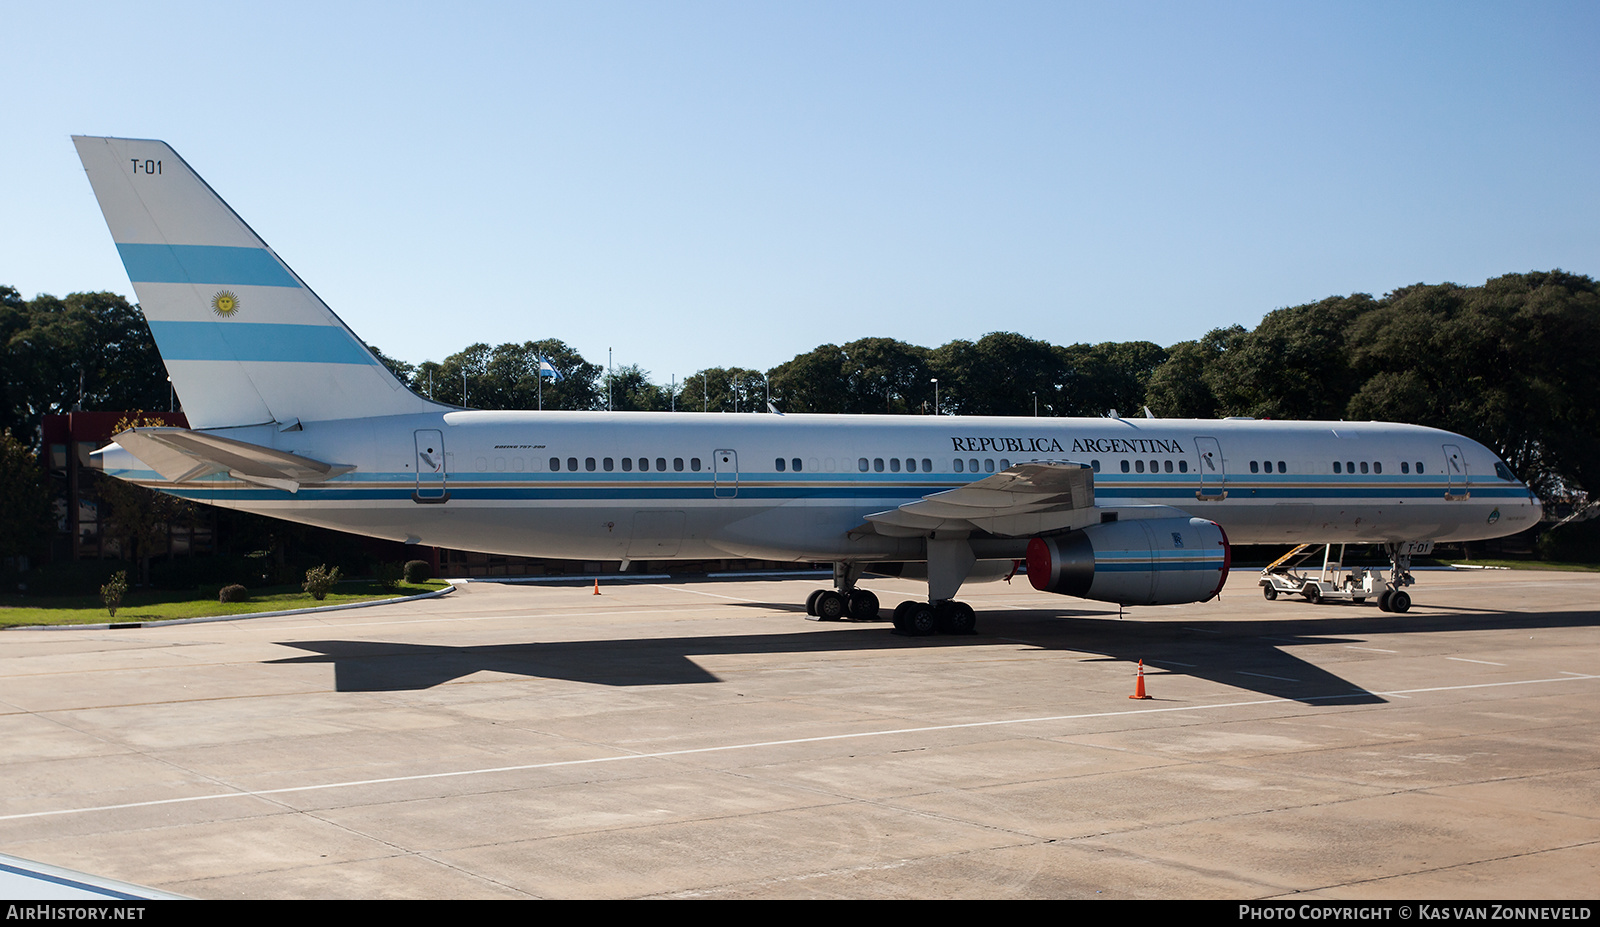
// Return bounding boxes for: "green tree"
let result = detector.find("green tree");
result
[420,340,602,410]
[94,413,196,585]
[0,429,52,565]
[0,289,167,441]
[929,333,1065,416]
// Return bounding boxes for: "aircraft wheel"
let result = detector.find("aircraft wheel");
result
[1262,584,1278,601]
[905,603,938,636]
[1302,583,1322,604]
[1377,589,1393,612]
[1388,590,1411,613]
[936,601,976,634]
[805,589,824,616]
[814,590,848,621]
[847,589,880,621]
[892,600,919,631]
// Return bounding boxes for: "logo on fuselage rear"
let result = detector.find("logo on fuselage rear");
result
[1487,508,1501,525]
[211,290,240,317]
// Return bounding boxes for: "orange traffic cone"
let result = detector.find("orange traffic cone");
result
[593,578,601,595]
[1130,660,1152,700]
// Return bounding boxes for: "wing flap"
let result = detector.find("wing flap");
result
[864,461,1097,538]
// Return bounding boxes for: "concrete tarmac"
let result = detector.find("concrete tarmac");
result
[0,569,1595,899]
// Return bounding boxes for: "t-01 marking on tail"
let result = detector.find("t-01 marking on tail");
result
[75,137,1543,632]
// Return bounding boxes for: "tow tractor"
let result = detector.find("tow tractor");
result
[1259,541,1430,612]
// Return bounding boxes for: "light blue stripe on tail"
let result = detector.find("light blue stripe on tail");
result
[116,244,300,287]
[148,321,381,364]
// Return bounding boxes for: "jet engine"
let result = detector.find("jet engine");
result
[1025,516,1230,606]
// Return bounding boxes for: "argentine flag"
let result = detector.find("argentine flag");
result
[538,356,563,380]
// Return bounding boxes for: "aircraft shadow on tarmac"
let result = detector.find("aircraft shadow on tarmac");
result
[267,599,1598,705]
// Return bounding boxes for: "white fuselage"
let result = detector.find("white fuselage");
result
[99,411,1541,564]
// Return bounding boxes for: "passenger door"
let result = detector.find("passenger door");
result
[713,449,738,498]
[413,429,450,503]
[1193,436,1226,501]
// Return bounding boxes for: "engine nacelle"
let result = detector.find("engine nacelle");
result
[1026,517,1230,606]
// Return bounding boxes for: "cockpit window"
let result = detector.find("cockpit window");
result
[1495,461,1515,481]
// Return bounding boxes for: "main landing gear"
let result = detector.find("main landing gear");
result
[805,562,882,621]
[803,561,978,634]
[890,599,976,636]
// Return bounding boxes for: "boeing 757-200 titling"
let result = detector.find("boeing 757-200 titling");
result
[74,136,1542,634]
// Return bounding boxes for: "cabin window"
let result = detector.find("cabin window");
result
[1091,460,1101,472]
[1164,460,1173,473]
[550,457,561,471]
[621,458,632,472]
[792,458,802,472]
[1250,461,1259,473]
[1415,461,1424,473]
[969,458,979,472]
[1000,459,1010,469]
[1179,460,1189,473]
[921,458,931,472]
[1135,460,1145,473]
[638,458,649,471]
[1495,462,1513,480]
[602,458,613,471]
[889,458,900,473]
[985,459,995,473]
[586,458,596,472]
[656,458,667,471]
[1333,461,1342,473]
[1346,461,1355,474]
[1401,461,1410,474]
[954,458,964,473]
[1373,461,1381,474]
[874,458,885,472]
[775,457,786,472]
[1278,461,1286,473]
[567,457,578,471]
[1121,460,1131,473]
[859,458,869,472]
[1360,461,1368,474]
[691,457,702,471]
[674,458,684,471]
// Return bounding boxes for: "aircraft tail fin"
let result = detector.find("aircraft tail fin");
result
[72,136,441,428]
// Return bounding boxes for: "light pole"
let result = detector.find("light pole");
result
[1033,391,1038,416]
[931,379,939,416]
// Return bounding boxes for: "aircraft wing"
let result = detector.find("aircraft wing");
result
[862,460,1097,537]
[110,427,354,493]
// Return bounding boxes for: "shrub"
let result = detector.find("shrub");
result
[403,559,432,583]
[100,570,128,618]
[373,561,402,591]
[219,584,250,603]
[303,564,341,601]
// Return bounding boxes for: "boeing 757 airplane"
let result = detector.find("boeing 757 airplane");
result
[73,136,1543,634]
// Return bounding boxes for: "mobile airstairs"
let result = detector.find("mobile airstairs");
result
[1258,541,1429,612]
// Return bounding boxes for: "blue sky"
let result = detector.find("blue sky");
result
[6,1,1596,383]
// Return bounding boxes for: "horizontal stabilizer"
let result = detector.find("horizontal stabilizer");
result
[864,461,1097,537]
[112,427,354,494]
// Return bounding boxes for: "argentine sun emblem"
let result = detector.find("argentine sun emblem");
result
[211,290,240,317]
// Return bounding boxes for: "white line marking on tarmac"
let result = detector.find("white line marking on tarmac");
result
[1446,657,1505,666]
[3,672,1592,824]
